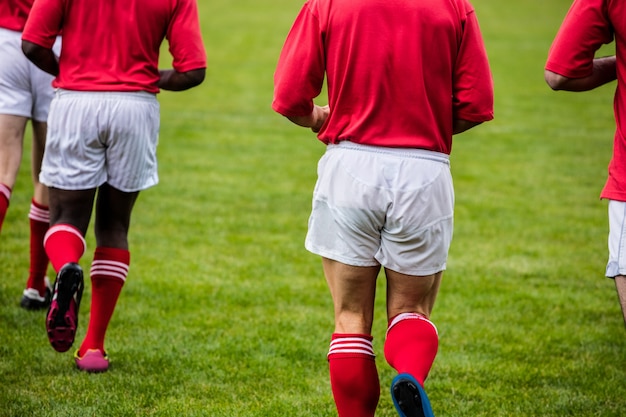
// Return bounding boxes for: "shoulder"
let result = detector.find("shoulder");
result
[448,0,475,17]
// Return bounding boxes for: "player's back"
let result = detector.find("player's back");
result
[0,0,35,31]
[24,0,205,93]
[57,0,176,92]
[311,0,480,152]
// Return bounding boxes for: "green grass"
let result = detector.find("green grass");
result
[1,0,625,415]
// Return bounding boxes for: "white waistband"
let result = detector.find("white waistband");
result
[328,141,449,164]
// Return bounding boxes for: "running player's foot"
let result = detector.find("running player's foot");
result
[75,349,109,373]
[20,277,52,310]
[46,263,84,352]
[391,373,435,417]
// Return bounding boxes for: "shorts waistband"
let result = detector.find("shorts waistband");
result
[55,88,157,101]
[328,141,450,164]
[0,27,21,37]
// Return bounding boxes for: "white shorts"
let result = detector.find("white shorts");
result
[606,200,626,278]
[40,89,160,192]
[0,27,60,121]
[305,141,455,276]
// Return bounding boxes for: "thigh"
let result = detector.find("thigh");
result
[41,92,107,189]
[0,28,32,118]
[607,200,626,277]
[105,92,160,192]
[0,114,27,186]
[377,155,454,276]
[385,268,442,320]
[322,257,380,334]
[305,145,388,267]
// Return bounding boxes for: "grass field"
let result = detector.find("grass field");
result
[1,0,625,415]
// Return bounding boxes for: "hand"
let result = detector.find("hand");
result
[286,104,330,132]
[311,105,330,133]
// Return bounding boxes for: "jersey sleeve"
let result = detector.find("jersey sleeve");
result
[545,0,613,78]
[452,8,494,123]
[272,2,325,118]
[21,0,63,49]
[166,0,207,72]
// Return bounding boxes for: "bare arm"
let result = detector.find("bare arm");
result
[286,104,329,133]
[545,56,616,91]
[22,40,59,76]
[453,119,482,135]
[158,69,206,91]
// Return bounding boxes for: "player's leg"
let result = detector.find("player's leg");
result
[611,274,626,326]
[323,257,381,417]
[93,182,138,249]
[384,269,441,417]
[376,150,451,417]
[20,119,51,309]
[0,114,27,233]
[0,27,34,235]
[72,90,157,371]
[75,183,137,372]
[44,187,95,352]
[606,200,626,329]
[385,269,441,384]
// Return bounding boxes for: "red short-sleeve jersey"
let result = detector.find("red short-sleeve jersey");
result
[546,0,626,201]
[0,0,33,31]
[272,0,494,154]
[22,0,207,93]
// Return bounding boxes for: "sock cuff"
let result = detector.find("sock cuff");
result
[30,198,49,210]
[387,312,438,336]
[29,199,50,222]
[44,223,87,255]
[0,183,11,202]
[331,333,373,341]
[94,246,130,263]
[328,334,375,359]
[91,247,130,282]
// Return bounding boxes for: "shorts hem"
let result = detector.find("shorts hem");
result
[382,263,447,277]
[0,109,32,119]
[305,244,380,268]
[606,262,625,278]
[40,178,106,191]
[107,179,159,193]
[40,178,158,192]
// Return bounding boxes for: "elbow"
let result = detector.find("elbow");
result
[21,40,39,61]
[453,119,482,135]
[544,70,569,90]
[188,68,206,88]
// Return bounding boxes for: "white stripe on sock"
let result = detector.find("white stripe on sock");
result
[0,184,11,201]
[328,336,375,358]
[28,203,50,222]
[91,260,129,282]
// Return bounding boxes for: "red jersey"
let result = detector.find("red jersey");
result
[546,0,626,201]
[0,0,33,31]
[22,0,206,93]
[272,0,494,154]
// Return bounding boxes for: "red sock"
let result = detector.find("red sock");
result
[79,246,129,356]
[384,313,439,386]
[327,334,380,417]
[43,224,87,272]
[0,184,11,234]
[26,199,50,295]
